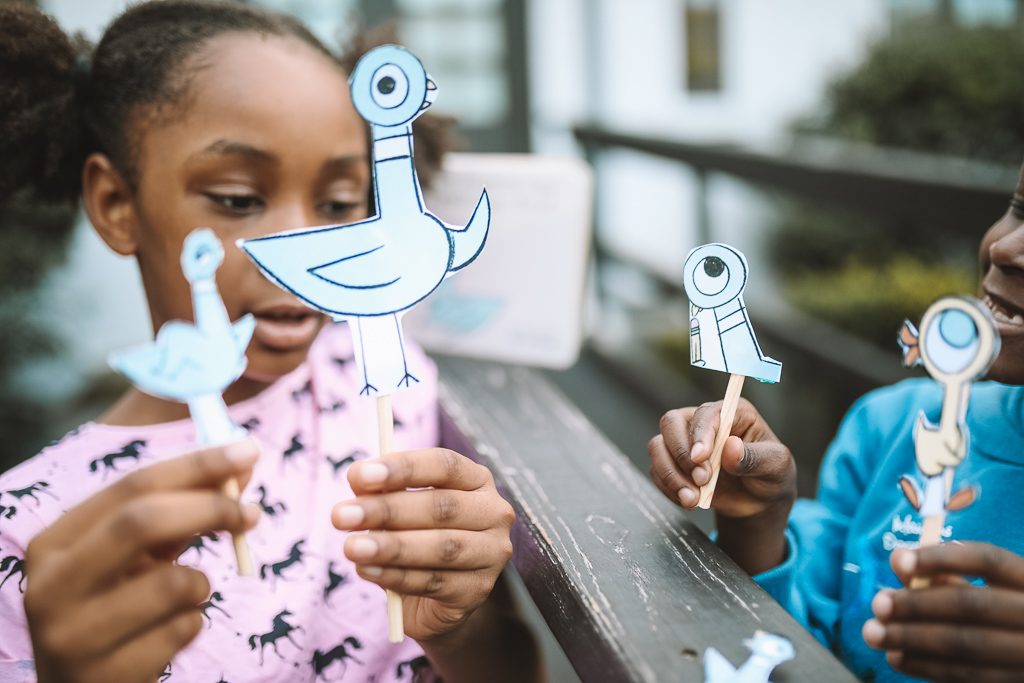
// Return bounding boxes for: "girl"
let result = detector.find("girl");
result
[0,3,539,682]
[648,166,1024,681]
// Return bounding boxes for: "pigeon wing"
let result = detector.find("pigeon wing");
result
[307,244,402,290]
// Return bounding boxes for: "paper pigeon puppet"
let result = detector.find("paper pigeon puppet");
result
[683,243,781,384]
[240,44,490,396]
[109,228,255,446]
[704,631,795,683]
[896,296,999,548]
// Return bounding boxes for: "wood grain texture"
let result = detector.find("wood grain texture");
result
[437,357,857,683]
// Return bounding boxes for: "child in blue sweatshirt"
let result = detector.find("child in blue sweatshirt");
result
[649,168,1024,682]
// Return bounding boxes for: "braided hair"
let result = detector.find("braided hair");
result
[0,1,450,205]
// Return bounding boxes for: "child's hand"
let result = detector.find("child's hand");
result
[648,399,796,519]
[863,543,1024,682]
[24,440,261,683]
[333,449,515,642]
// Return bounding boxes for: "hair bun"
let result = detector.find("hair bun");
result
[0,5,91,204]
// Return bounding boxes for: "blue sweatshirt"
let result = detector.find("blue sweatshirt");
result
[755,379,1024,682]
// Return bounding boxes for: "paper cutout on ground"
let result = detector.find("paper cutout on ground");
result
[897,296,999,547]
[704,631,795,683]
[240,45,489,396]
[404,154,592,370]
[109,229,254,446]
[683,243,782,384]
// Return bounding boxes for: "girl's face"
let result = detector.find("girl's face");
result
[979,207,1024,383]
[130,34,370,385]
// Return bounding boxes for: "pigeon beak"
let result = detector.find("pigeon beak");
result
[422,76,438,110]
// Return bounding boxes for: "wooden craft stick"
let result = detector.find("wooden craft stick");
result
[697,373,745,509]
[909,513,945,589]
[222,476,254,576]
[377,395,404,643]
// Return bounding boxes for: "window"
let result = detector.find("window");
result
[685,0,721,93]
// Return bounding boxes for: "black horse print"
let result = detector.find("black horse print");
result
[159,662,172,682]
[178,531,221,562]
[325,450,366,478]
[282,434,305,466]
[322,561,348,606]
[256,485,287,519]
[332,355,354,370]
[317,398,347,414]
[239,416,261,433]
[200,591,231,627]
[292,379,313,403]
[0,494,16,521]
[6,481,58,506]
[396,655,430,679]
[89,439,147,479]
[260,540,306,582]
[0,553,25,593]
[247,609,305,665]
[311,637,363,680]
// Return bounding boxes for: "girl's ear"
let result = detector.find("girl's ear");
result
[81,153,140,256]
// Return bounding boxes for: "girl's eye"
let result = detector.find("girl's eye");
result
[205,193,265,214]
[319,200,365,219]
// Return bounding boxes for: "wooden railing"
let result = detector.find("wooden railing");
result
[438,356,858,682]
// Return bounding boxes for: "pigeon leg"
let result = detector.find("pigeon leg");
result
[347,317,379,396]
[394,314,419,389]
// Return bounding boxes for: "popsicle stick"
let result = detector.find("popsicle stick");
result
[377,395,405,643]
[697,373,745,509]
[222,476,254,576]
[909,512,945,589]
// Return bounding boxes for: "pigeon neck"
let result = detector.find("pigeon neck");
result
[187,393,242,445]
[370,123,421,215]
[190,277,232,338]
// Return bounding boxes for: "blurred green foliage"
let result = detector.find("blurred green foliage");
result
[0,192,76,465]
[798,21,1024,164]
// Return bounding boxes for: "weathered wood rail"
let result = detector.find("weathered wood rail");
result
[438,356,858,682]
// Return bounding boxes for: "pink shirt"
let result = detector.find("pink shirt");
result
[0,323,439,682]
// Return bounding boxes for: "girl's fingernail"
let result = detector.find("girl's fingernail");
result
[348,536,378,559]
[894,550,917,575]
[360,565,383,577]
[871,591,893,620]
[225,439,259,465]
[692,466,708,485]
[679,488,697,506]
[335,505,365,528]
[886,651,903,667]
[691,443,706,460]
[360,462,389,484]
[242,504,261,525]
[862,619,885,647]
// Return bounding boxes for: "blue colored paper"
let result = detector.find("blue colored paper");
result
[703,631,794,683]
[240,45,490,396]
[683,243,782,384]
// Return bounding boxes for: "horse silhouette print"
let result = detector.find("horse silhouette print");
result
[240,44,489,396]
[200,591,231,627]
[326,450,366,477]
[0,553,26,593]
[311,637,363,680]
[89,439,147,478]
[6,481,58,506]
[0,495,16,521]
[396,655,430,679]
[260,540,306,584]
[322,561,349,606]
[178,531,221,562]
[248,609,305,665]
[256,485,287,519]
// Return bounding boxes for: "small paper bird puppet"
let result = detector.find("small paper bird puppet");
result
[683,243,781,384]
[682,243,782,508]
[703,631,795,683]
[108,228,255,574]
[240,44,490,397]
[896,296,999,581]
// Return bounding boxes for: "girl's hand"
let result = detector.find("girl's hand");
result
[333,448,515,642]
[864,543,1024,682]
[25,440,261,683]
[648,400,796,518]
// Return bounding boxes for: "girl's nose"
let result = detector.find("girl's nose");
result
[989,226,1024,271]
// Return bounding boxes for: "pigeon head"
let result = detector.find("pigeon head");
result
[683,243,748,309]
[743,631,795,665]
[181,228,224,283]
[917,296,999,382]
[349,44,437,128]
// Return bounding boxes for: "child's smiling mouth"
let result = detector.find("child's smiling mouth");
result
[983,292,1024,330]
[252,303,324,351]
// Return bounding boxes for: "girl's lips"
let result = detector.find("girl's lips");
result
[252,307,323,351]
[982,293,1024,334]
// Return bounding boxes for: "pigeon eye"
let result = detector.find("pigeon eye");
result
[371,64,409,109]
[703,256,725,278]
[693,257,730,296]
